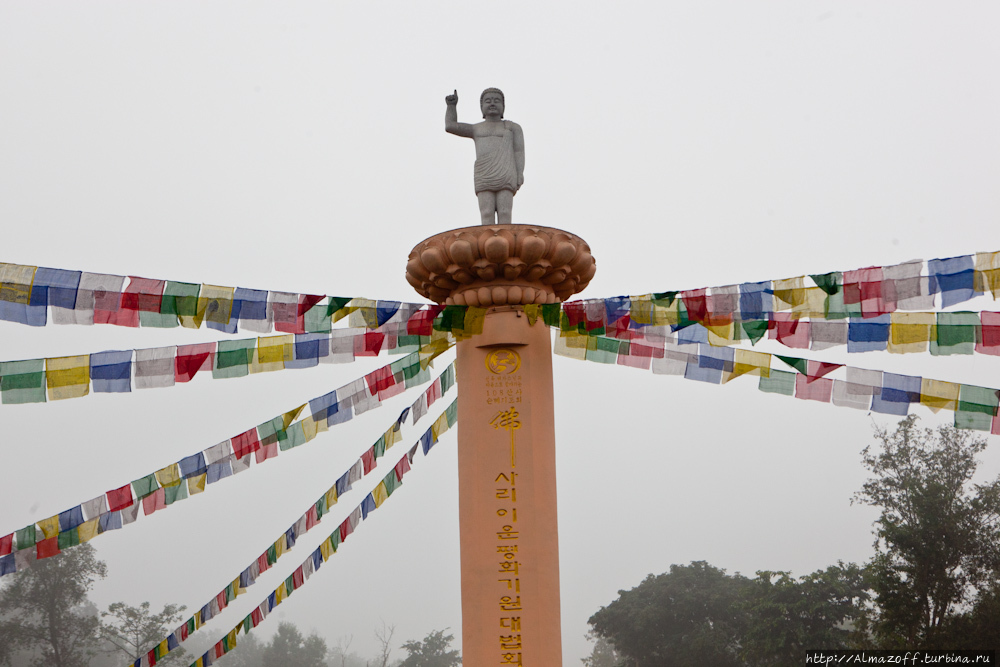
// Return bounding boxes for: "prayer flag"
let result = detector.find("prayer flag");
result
[90,350,132,393]
[929,255,979,308]
[236,287,271,333]
[932,312,977,356]
[977,312,1000,356]
[887,312,934,354]
[0,359,46,404]
[175,343,216,382]
[107,485,134,512]
[847,315,890,353]
[920,379,960,413]
[135,346,177,389]
[199,285,235,326]
[45,355,90,400]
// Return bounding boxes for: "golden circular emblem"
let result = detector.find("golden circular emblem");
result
[485,348,521,375]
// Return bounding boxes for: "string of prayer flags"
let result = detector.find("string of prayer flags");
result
[559,250,1000,338]
[0,354,457,577]
[142,402,458,667]
[556,331,1000,434]
[0,325,450,405]
[0,261,439,335]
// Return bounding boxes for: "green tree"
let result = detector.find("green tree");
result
[739,563,869,663]
[100,601,187,665]
[0,542,107,667]
[398,629,461,667]
[261,622,326,667]
[581,631,620,667]
[853,416,1000,647]
[588,561,750,667]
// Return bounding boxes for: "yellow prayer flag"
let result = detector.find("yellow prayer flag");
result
[725,349,772,383]
[324,487,338,509]
[523,303,540,325]
[348,298,378,328]
[888,313,935,354]
[705,322,735,346]
[798,287,829,318]
[187,473,207,496]
[553,332,587,360]
[233,576,245,597]
[255,335,293,367]
[281,404,306,430]
[37,515,60,539]
[227,627,238,648]
[372,481,389,508]
[629,296,654,325]
[302,415,319,442]
[385,424,402,448]
[0,263,37,305]
[320,538,334,562]
[274,536,285,558]
[463,307,487,336]
[431,413,449,441]
[975,251,1000,296]
[275,583,286,604]
[78,518,100,543]
[772,277,806,311]
[155,463,181,487]
[158,639,169,656]
[419,337,452,369]
[46,355,90,400]
[920,379,960,413]
[198,284,235,325]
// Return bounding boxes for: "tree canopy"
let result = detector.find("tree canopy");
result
[398,629,461,667]
[100,601,187,665]
[0,542,107,667]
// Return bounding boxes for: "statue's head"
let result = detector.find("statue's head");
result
[480,87,505,119]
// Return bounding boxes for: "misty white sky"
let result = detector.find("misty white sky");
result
[1,2,998,664]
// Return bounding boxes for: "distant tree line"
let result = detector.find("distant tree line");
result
[584,417,1000,666]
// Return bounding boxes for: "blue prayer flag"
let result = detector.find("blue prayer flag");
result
[361,493,376,519]
[90,350,133,393]
[58,506,84,532]
[179,453,207,478]
[847,315,890,353]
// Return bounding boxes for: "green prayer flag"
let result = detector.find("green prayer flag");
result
[540,304,561,327]
[266,543,277,565]
[373,435,386,459]
[257,416,286,446]
[932,312,977,356]
[741,320,768,344]
[213,339,256,379]
[435,306,466,332]
[652,291,679,306]
[325,296,352,318]
[330,532,340,551]
[140,281,200,327]
[131,474,159,499]
[393,335,425,355]
[243,615,252,634]
[957,385,999,416]
[955,411,992,431]
[0,359,47,404]
[316,496,327,519]
[383,470,399,496]
[16,525,35,549]
[809,272,842,295]
[279,422,306,451]
[759,369,796,396]
[164,481,188,505]
[445,400,457,427]
[57,527,80,550]
[405,366,431,389]
[285,575,294,596]
[585,336,619,364]
[776,355,808,375]
[823,290,861,320]
[440,365,455,393]
[303,301,332,333]
[186,618,195,635]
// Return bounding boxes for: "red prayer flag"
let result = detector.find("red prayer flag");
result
[255,441,278,464]
[770,313,810,349]
[406,306,444,335]
[232,428,261,458]
[361,448,376,474]
[306,505,318,530]
[109,277,165,327]
[142,488,166,516]
[257,552,270,573]
[106,484,134,512]
[216,590,228,610]
[394,456,411,482]
[339,518,352,542]
[379,379,406,401]
[147,648,157,666]
[36,536,60,559]
[292,566,304,589]
[795,374,833,403]
[807,361,843,380]
[356,332,386,357]
[977,312,1000,356]
[175,343,216,383]
[562,301,586,326]
[682,289,708,325]
[251,608,263,627]
[92,288,124,325]
[365,366,394,394]
[0,533,12,556]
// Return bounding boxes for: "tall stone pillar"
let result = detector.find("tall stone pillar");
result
[407,225,596,667]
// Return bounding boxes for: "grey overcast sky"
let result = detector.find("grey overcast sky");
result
[1,2,999,664]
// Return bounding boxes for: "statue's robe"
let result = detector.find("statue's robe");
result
[474,121,518,194]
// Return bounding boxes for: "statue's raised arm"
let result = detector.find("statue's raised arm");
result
[444,87,525,225]
[445,90,474,138]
